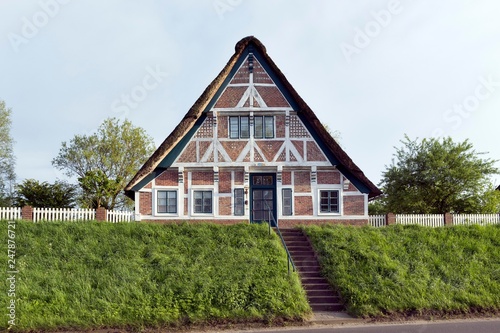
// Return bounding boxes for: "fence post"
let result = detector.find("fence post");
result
[444,213,453,226]
[96,207,107,221]
[386,213,396,225]
[21,206,33,221]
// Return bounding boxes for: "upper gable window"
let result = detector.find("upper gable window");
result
[229,116,250,139]
[254,116,274,139]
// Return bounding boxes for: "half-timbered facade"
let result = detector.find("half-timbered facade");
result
[125,37,381,226]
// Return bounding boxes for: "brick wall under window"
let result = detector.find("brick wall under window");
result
[294,196,313,215]
[140,192,152,215]
[343,195,365,215]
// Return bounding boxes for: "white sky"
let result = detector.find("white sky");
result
[1,0,500,188]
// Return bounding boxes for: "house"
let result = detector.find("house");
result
[125,36,381,226]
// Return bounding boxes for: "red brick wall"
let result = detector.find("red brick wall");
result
[343,195,365,215]
[156,170,178,186]
[294,196,313,215]
[306,141,327,161]
[279,219,368,227]
[142,219,248,225]
[140,192,152,215]
[219,171,232,193]
[234,171,244,185]
[282,171,292,185]
[218,116,228,138]
[191,171,214,185]
[219,197,231,215]
[294,171,311,192]
[275,115,285,138]
[184,198,188,215]
[317,171,340,184]
[214,86,247,108]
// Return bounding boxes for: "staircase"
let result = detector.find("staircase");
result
[280,228,343,312]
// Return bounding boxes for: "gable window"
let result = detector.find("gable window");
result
[194,190,213,214]
[254,116,274,139]
[229,116,250,139]
[234,188,244,216]
[319,190,339,213]
[282,188,293,216]
[157,190,177,214]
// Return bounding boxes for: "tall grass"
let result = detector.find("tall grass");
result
[303,224,500,317]
[1,221,310,331]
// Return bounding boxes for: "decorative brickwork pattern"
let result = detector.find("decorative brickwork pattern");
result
[194,116,213,138]
[254,148,264,162]
[289,116,310,138]
[343,195,365,215]
[198,141,212,162]
[253,58,273,84]
[156,170,178,186]
[256,141,284,162]
[229,59,250,84]
[220,141,247,161]
[294,171,311,193]
[140,192,152,215]
[191,171,214,185]
[294,196,313,215]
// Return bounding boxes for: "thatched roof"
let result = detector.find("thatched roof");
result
[125,36,382,199]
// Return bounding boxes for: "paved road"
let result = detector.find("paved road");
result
[229,319,500,333]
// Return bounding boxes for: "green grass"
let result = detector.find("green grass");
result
[1,221,310,331]
[303,224,500,318]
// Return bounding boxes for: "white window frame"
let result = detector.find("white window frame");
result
[154,188,179,216]
[191,189,214,216]
[317,188,342,216]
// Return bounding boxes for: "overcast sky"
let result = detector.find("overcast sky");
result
[1,0,500,188]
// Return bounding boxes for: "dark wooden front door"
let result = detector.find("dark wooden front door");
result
[250,173,277,226]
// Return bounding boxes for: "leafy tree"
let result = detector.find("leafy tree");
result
[14,179,78,208]
[52,118,155,210]
[380,135,500,214]
[0,100,16,206]
[368,200,388,215]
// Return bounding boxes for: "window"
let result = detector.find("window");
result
[194,190,213,214]
[282,188,292,216]
[229,116,250,139]
[254,116,274,138]
[234,188,244,216]
[320,190,339,213]
[157,191,177,214]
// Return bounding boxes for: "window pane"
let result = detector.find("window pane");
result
[158,191,177,213]
[282,188,292,216]
[234,188,244,216]
[240,117,250,138]
[264,116,274,138]
[254,116,263,139]
[194,191,212,214]
[229,117,239,139]
[319,190,339,213]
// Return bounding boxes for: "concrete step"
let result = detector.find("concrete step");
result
[289,250,315,256]
[281,237,308,243]
[296,266,321,273]
[306,289,338,297]
[302,282,332,291]
[307,295,341,304]
[299,271,323,278]
[311,303,344,312]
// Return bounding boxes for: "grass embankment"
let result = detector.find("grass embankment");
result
[1,221,310,331]
[303,224,500,318]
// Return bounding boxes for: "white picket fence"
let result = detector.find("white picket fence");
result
[33,207,96,222]
[0,207,22,220]
[369,214,500,227]
[0,207,135,223]
[453,214,500,225]
[107,210,135,223]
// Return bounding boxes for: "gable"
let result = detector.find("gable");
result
[125,36,382,198]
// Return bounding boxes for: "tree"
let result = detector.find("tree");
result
[0,100,16,206]
[52,118,155,210]
[14,179,78,208]
[380,135,500,214]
